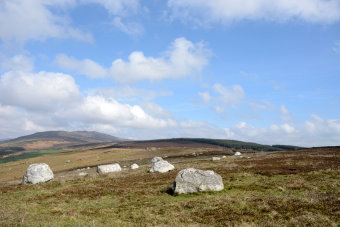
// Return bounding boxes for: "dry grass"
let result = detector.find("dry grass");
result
[0,147,339,226]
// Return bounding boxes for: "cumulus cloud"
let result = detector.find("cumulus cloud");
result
[0,0,93,44]
[0,55,33,72]
[0,0,143,44]
[224,114,340,146]
[168,0,340,25]
[56,37,210,82]
[0,71,81,112]
[88,86,172,102]
[199,83,245,113]
[55,54,107,78]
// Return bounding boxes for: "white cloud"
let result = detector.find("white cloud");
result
[333,41,340,53]
[199,91,211,104]
[213,84,245,107]
[55,54,107,78]
[280,104,293,121]
[112,17,143,35]
[200,83,245,113]
[0,55,33,72]
[56,37,210,82]
[224,114,340,146]
[62,96,176,129]
[249,100,274,110]
[81,0,140,16]
[0,0,93,44]
[168,0,340,25]
[0,71,81,112]
[88,86,172,102]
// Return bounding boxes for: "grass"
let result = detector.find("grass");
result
[0,147,339,226]
[0,150,69,164]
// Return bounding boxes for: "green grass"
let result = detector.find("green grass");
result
[0,166,339,226]
[0,150,69,164]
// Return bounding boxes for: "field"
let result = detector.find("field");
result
[0,146,339,226]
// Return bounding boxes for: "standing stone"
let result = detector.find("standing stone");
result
[212,157,221,161]
[150,160,175,173]
[130,163,139,169]
[97,164,121,174]
[22,163,54,185]
[171,168,224,194]
[150,157,163,164]
[234,152,242,156]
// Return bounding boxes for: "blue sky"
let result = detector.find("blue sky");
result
[0,0,340,146]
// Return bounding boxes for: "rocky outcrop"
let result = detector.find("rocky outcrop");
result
[97,164,121,174]
[22,163,54,184]
[171,168,224,194]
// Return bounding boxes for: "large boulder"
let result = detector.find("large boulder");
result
[171,168,224,194]
[150,156,163,164]
[97,164,121,174]
[150,160,174,173]
[22,163,54,185]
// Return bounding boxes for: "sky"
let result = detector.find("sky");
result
[0,0,340,146]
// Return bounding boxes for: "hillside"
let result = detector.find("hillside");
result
[9,131,125,143]
[110,138,304,151]
[0,131,127,161]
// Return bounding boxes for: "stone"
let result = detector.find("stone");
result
[171,168,224,194]
[212,157,221,161]
[97,164,121,174]
[234,152,242,156]
[222,156,227,158]
[130,163,139,169]
[65,160,70,163]
[150,160,175,173]
[150,156,163,164]
[22,163,54,184]
[78,172,88,177]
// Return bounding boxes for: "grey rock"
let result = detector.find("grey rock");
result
[171,168,224,194]
[212,157,221,161]
[130,163,139,169]
[150,156,163,164]
[78,172,88,177]
[97,164,121,174]
[150,160,174,173]
[22,163,54,184]
[234,152,242,156]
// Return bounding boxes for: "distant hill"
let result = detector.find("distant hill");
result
[0,131,127,155]
[10,131,126,143]
[99,138,305,152]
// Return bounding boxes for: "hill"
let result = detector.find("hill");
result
[105,138,304,151]
[9,131,125,143]
[0,131,127,160]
